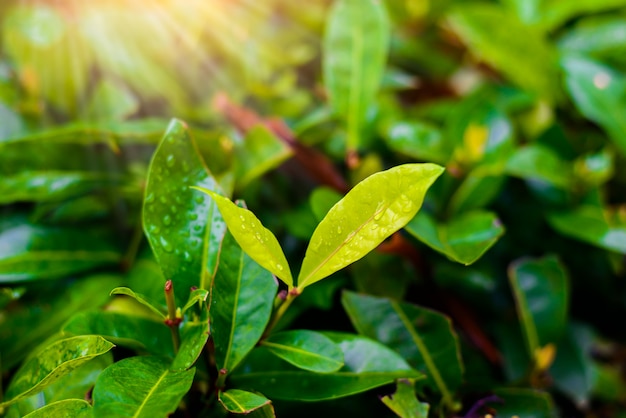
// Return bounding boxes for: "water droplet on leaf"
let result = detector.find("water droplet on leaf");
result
[166,154,176,167]
[163,215,172,226]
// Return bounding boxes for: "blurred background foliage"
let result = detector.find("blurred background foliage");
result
[2,0,626,416]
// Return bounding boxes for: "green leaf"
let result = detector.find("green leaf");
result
[505,144,572,189]
[171,305,210,371]
[382,120,448,165]
[342,291,462,409]
[193,187,293,287]
[508,255,570,359]
[181,288,209,314]
[381,379,429,418]
[447,4,559,101]
[143,119,226,302]
[234,125,292,190]
[62,311,173,357]
[109,287,166,319]
[323,0,390,153]
[92,356,195,418]
[22,400,92,418]
[261,330,344,373]
[298,163,444,289]
[219,389,271,414]
[558,16,626,59]
[547,205,626,254]
[492,388,557,418]
[562,55,626,156]
[405,210,504,265]
[448,170,506,215]
[211,230,278,374]
[231,332,423,401]
[2,336,114,408]
[0,275,121,371]
[310,187,343,222]
[0,217,122,283]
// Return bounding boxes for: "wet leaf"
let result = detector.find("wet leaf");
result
[109,287,166,319]
[381,379,429,418]
[219,389,271,414]
[342,291,463,408]
[298,163,444,289]
[171,304,210,371]
[22,399,92,418]
[405,210,504,265]
[143,119,226,302]
[211,230,278,375]
[2,336,114,408]
[505,144,572,189]
[92,356,194,418]
[231,332,423,401]
[324,0,390,153]
[261,330,344,373]
[194,188,292,287]
[181,288,209,314]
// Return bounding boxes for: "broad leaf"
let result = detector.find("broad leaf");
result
[219,389,271,414]
[382,120,448,165]
[109,287,166,319]
[509,255,570,360]
[62,311,173,357]
[0,275,121,371]
[381,380,429,418]
[447,4,559,101]
[261,330,344,373]
[194,188,293,286]
[405,210,504,265]
[92,356,195,418]
[171,304,210,371]
[22,400,92,418]
[505,144,572,189]
[211,231,278,375]
[2,336,114,408]
[310,187,342,222]
[298,163,444,289]
[143,119,226,302]
[0,216,122,283]
[231,332,423,401]
[492,389,557,418]
[342,291,463,408]
[547,205,626,254]
[562,55,626,156]
[181,288,209,314]
[323,0,390,154]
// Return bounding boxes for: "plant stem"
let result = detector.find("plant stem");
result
[263,288,299,339]
[165,280,181,353]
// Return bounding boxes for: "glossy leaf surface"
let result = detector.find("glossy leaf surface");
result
[261,330,344,373]
[381,380,429,418]
[143,119,225,301]
[298,163,444,289]
[405,210,504,265]
[109,287,166,319]
[342,291,463,407]
[62,311,173,356]
[171,304,210,371]
[509,256,570,358]
[3,336,114,408]
[22,400,92,418]
[505,144,572,189]
[231,332,422,401]
[219,389,271,414]
[195,187,292,286]
[323,0,390,153]
[211,231,278,375]
[92,356,195,418]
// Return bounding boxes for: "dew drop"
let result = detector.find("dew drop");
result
[195,196,204,204]
[160,236,174,253]
[255,232,263,243]
[150,225,161,234]
[184,252,193,263]
[241,224,246,230]
[337,226,342,234]
[159,196,167,204]
[239,215,246,222]
[189,213,198,220]
[193,225,202,232]
[374,212,383,221]
[145,193,155,204]
[166,154,176,167]
[276,264,284,271]
[163,215,172,226]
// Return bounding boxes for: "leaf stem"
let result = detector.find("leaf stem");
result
[263,288,299,339]
[164,280,182,353]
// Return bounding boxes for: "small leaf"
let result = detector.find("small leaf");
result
[193,187,293,286]
[505,144,572,189]
[342,291,463,409]
[261,330,344,373]
[110,287,166,319]
[22,400,92,418]
[181,288,209,314]
[298,163,444,289]
[405,210,504,265]
[92,356,195,418]
[143,119,226,302]
[2,336,114,408]
[382,120,448,165]
[219,389,271,414]
[381,380,429,418]
[62,311,173,357]
[323,0,390,154]
[211,231,278,375]
[508,255,570,362]
[231,332,423,401]
[171,305,210,371]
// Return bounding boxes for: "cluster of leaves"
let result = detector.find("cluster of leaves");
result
[1,0,626,417]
